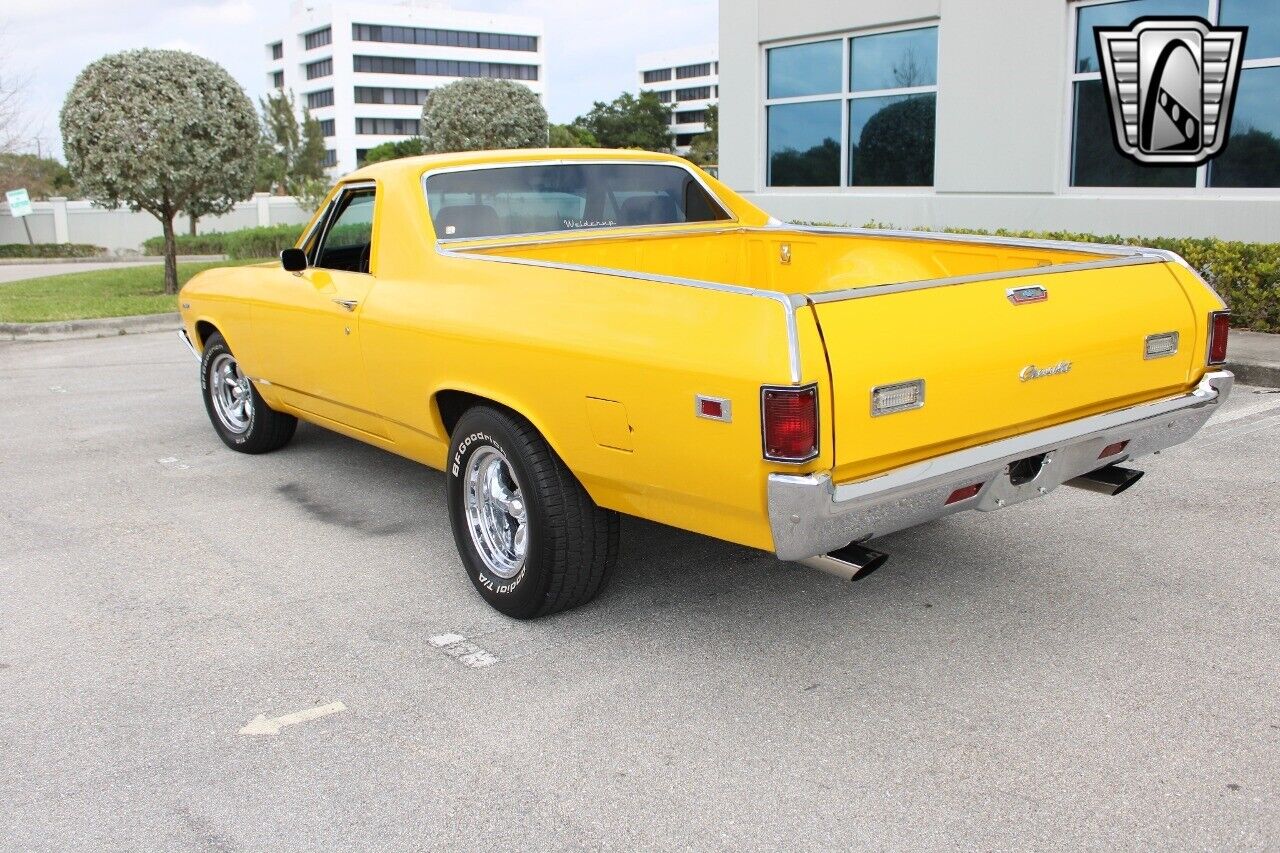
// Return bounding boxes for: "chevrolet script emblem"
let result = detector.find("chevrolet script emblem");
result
[1095,17,1247,166]
[1020,361,1072,382]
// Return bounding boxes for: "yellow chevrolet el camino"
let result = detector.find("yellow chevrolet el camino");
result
[179,149,1233,618]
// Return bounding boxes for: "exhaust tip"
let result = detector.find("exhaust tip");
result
[800,542,890,582]
[1064,464,1145,497]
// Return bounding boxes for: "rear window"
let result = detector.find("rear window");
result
[425,162,731,240]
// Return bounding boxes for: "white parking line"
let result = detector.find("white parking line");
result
[429,633,498,669]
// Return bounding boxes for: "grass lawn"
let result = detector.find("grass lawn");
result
[0,259,270,324]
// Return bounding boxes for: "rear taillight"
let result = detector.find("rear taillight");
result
[1207,311,1230,365]
[762,384,818,462]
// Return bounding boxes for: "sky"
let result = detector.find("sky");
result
[2,0,717,159]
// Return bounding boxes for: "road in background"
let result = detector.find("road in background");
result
[1,333,1277,850]
[0,260,162,285]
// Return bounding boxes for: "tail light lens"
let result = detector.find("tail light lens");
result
[762,384,818,462]
[1207,311,1230,365]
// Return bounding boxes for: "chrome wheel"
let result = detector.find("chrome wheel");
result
[208,352,254,435]
[463,445,528,579]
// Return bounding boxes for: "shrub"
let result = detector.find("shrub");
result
[142,223,302,259]
[0,243,104,259]
[852,222,1280,333]
[421,78,548,153]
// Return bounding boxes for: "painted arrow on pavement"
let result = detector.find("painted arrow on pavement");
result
[239,701,346,736]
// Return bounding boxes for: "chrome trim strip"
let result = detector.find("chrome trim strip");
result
[177,329,199,361]
[806,255,1161,305]
[781,223,1144,258]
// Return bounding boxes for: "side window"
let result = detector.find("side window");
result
[314,189,375,273]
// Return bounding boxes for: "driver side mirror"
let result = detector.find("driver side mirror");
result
[281,248,308,273]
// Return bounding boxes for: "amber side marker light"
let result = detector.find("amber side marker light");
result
[761,384,818,462]
[1208,311,1230,365]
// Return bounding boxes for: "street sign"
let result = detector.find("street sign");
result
[6,188,33,218]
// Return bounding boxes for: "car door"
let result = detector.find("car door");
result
[254,183,388,439]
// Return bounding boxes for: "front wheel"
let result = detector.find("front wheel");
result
[200,332,297,454]
[447,406,619,619]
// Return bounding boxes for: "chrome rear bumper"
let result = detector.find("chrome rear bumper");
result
[769,371,1233,561]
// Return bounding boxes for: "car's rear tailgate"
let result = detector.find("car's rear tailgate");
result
[812,261,1201,482]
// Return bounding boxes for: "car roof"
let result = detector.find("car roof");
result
[343,147,693,184]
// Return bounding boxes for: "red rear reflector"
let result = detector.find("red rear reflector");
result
[1099,440,1129,459]
[1208,311,1230,365]
[699,398,723,418]
[945,483,983,505]
[762,385,818,462]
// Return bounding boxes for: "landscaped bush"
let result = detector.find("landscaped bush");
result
[142,223,302,260]
[854,223,1280,333]
[0,243,104,259]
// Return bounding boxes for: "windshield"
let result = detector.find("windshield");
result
[425,162,731,240]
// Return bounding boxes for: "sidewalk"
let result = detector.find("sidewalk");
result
[0,255,226,284]
[1227,330,1280,389]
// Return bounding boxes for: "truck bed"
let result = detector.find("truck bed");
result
[465,225,1116,296]
[465,225,1207,482]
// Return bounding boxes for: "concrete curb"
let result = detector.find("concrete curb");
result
[0,255,227,266]
[0,313,181,342]
[1227,361,1280,389]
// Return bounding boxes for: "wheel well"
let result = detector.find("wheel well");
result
[435,390,486,437]
[194,320,219,347]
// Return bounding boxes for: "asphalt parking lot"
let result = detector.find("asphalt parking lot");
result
[2,332,1278,851]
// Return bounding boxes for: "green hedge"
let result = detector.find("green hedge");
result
[857,223,1280,333]
[142,223,303,260]
[0,243,104,259]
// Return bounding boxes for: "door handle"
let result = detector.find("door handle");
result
[332,298,358,311]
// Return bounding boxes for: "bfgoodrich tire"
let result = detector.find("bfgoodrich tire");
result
[200,332,297,454]
[447,406,619,619]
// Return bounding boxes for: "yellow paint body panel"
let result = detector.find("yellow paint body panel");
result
[178,148,1225,556]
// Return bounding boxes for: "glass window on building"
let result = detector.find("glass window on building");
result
[271,70,284,90]
[270,42,283,61]
[304,27,332,51]
[643,68,672,84]
[1069,0,1280,189]
[765,27,938,187]
[305,58,332,80]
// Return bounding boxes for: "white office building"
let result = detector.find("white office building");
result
[637,46,718,156]
[266,0,545,176]
[719,0,1280,242]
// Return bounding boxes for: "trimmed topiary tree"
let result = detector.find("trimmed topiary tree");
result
[60,49,258,294]
[421,79,548,153]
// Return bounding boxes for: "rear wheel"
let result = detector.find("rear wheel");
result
[200,332,296,454]
[447,406,619,619]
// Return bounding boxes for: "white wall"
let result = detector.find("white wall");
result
[720,0,1280,242]
[0,195,315,252]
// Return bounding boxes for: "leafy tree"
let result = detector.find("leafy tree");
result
[573,92,672,152]
[61,50,257,294]
[852,96,935,186]
[421,79,547,153]
[549,123,598,148]
[769,138,840,186]
[687,104,718,166]
[361,137,426,165]
[0,153,76,198]
[256,89,328,208]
